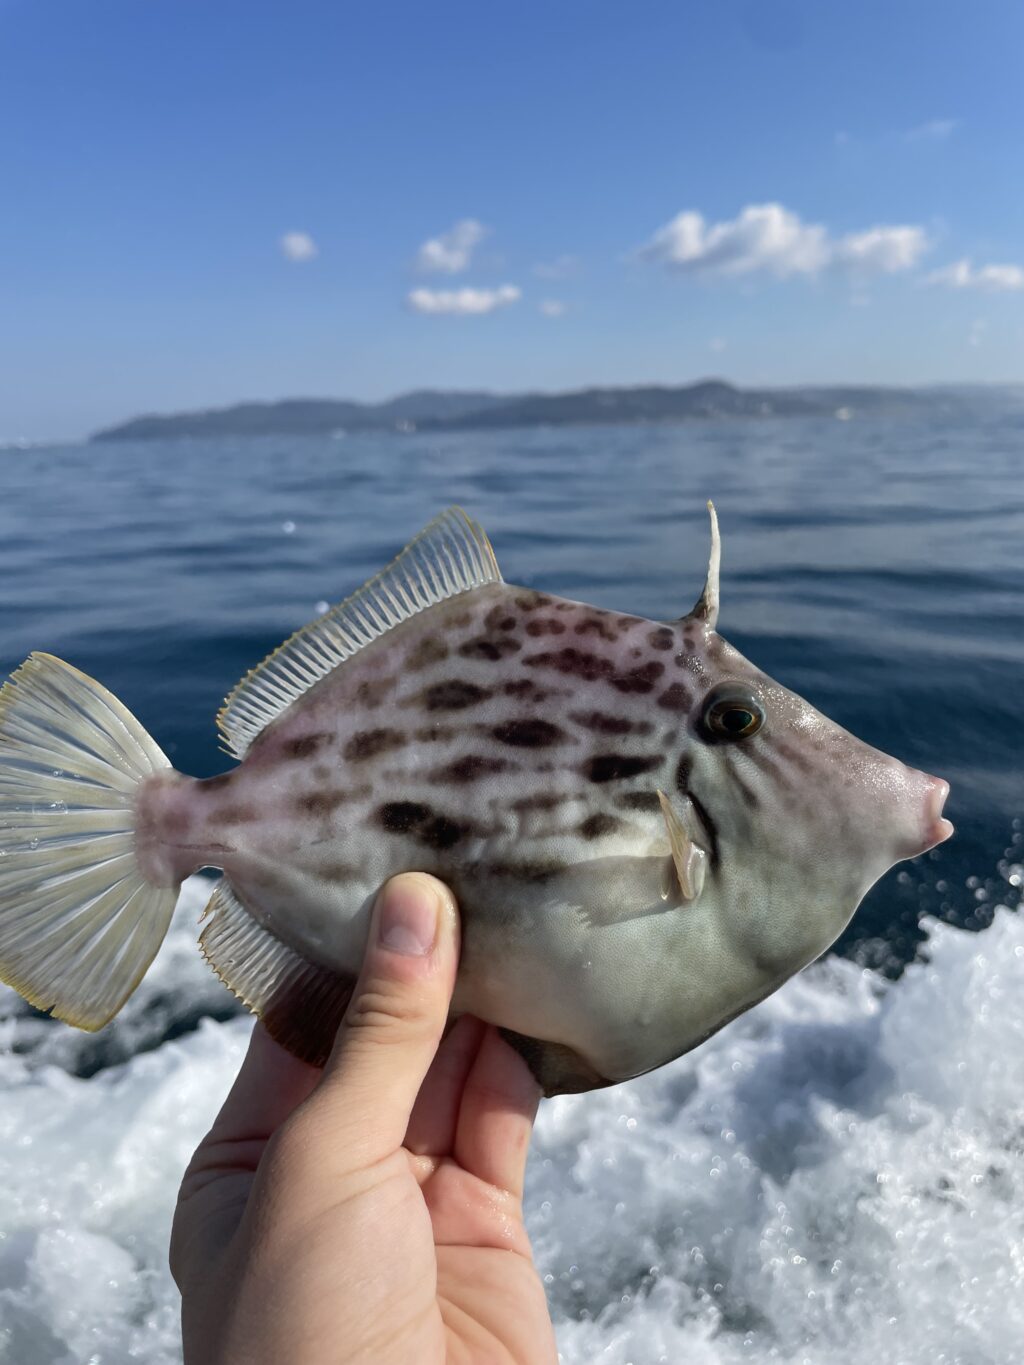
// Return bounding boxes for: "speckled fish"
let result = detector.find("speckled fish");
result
[0,507,953,1094]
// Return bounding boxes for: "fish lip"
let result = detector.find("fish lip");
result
[922,777,954,850]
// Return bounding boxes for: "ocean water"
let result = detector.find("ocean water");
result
[0,415,1022,1362]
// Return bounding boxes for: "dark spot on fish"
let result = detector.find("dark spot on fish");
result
[343,728,406,762]
[407,636,450,671]
[504,678,560,702]
[610,661,665,694]
[617,790,663,812]
[675,752,692,796]
[657,683,694,713]
[554,601,574,612]
[524,647,615,682]
[631,648,642,658]
[354,676,396,709]
[215,804,258,826]
[569,710,651,736]
[648,628,675,651]
[575,615,619,642]
[298,790,351,816]
[511,793,566,811]
[619,616,644,627]
[319,862,359,882]
[515,592,553,611]
[433,755,510,783]
[484,604,520,632]
[201,774,233,793]
[313,762,332,782]
[579,812,621,840]
[449,609,473,628]
[377,801,468,850]
[487,860,561,882]
[492,718,566,748]
[459,635,521,661]
[525,617,567,637]
[423,680,492,711]
[586,754,661,783]
[283,732,330,760]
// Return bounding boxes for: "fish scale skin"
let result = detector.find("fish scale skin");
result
[140,581,944,1085]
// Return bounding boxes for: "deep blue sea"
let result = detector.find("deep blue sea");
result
[2,415,1021,962]
[1,415,1022,1364]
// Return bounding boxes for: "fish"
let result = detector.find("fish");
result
[0,506,953,1096]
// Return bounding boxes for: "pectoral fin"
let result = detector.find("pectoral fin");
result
[657,790,708,904]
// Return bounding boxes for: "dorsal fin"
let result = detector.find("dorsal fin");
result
[217,507,502,757]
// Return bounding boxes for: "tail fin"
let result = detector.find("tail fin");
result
[0,653,177,1030]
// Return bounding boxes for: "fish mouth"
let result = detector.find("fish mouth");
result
[921,777,954,852]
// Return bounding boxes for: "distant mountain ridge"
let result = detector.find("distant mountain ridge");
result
[89,380,1007,442]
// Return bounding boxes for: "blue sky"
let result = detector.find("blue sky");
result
[2,0,1022,440]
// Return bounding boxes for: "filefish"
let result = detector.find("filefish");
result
[0,507,952,1095]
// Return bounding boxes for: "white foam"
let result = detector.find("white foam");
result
[0,877,1022,1364]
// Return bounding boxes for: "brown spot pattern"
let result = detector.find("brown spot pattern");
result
[525,617,567,637]
[377,801,468,850]
[610,661,665,694]
[406,636,450,671]
[282,732,330,759]
[578,812,622,840]
[491,718,566,748]
[458,635,521,661]
[648,627,675,651]
[657,682,694,713]
[569,710,651,736]
[343,727,406,762]
[432,755,511,783]
[423,680,492,711]
[616,790,663,813]
[586,753,662,783]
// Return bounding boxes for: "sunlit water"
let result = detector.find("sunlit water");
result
[0,416,1022,1362]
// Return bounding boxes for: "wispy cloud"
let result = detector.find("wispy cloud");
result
[407,284,521,316]
[903,117,959,142]
[926,257,1024,292]
[415,219,488,274]
[968,319,987,349]
[637,203,928,280]
[539,299,566,318]
[708,337,727,353]
[532,254,581,280]
[280,231,318,262]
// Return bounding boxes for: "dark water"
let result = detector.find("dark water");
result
[2,415,1022,967]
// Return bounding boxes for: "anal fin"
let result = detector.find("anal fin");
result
[199,880,354,1067]
[499,1028,611,1097]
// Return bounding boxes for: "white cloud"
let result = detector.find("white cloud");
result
[832,225,929,274]
[926,257,1024,292]
[539,299,566,318]
[904,117,959,142]
[968,319,987,349]
[280,231,318,262]
[407,284,521,316]
[637,203,929,280]
[415,219,488,274]
[532,254,581,280]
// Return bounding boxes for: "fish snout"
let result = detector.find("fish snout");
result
[896,770,954,859]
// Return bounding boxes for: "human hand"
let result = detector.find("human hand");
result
[170,872,557,1364]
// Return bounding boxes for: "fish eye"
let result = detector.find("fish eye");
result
[701,684,765,741]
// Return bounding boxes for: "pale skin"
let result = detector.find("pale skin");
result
[169,872,558,1365]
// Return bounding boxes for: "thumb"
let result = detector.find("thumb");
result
[304,872,461,1168]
